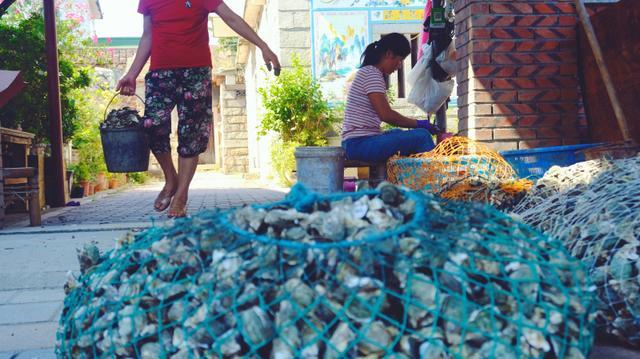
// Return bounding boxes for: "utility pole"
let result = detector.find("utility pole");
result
[44,0,67,207]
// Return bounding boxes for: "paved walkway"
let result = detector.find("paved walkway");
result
[2,170,287,231]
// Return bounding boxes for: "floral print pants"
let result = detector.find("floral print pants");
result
[143,67,212,157]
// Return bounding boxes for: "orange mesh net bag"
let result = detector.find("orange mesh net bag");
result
[387,136,533,208]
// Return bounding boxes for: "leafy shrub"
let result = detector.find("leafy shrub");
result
[258,56,339,147]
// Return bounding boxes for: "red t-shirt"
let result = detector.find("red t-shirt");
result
[138,0,223,70]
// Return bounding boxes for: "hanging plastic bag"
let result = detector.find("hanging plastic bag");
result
[436,40,457,77]
[408,68,454,114]
[407,43,431,87]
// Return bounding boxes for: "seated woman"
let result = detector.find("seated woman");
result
[342,33,441,163]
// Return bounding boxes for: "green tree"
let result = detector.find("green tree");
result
[0,5,109,143]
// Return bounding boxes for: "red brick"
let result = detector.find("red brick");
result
[517,65,561,77]
[494,128,536,140]
[471,3,490,15]
[517,90,562,102]
[533,28,575,40]
[491,28,534,39]
[538,103,578,114]
[532,4,559,14]
[492,78,536,90]
[474,14,516,27]
[493,104,537,116]
[471,53,491,64]
[471,28,491,39]
[559,15,578,26]
[475,116,516,128]
[470,104,493,116]
[470,40,516,53]
[522,115,562,128]
[473,66,517,78]
[475,129,494,141]
[472,90,516,103]
[491,3,533,14]
[554,3,576,14]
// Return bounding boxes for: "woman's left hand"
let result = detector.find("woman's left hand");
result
[416,119,443,134]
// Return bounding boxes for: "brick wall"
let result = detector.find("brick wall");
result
[455,0,587,151]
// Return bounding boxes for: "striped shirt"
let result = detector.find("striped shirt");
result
[342,65,387,140]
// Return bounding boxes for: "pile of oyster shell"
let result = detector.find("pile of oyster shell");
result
[101,107,143,130]
[513,159,612,213]
[57,184,595,358]
[515,155,640,346]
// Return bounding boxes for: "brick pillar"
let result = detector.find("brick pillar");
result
[455,0,586,151]
[220,71,249,174]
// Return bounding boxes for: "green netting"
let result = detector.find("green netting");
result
[57,184,595,358]
[514,155,640,346]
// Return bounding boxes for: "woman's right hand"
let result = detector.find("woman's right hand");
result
[116,73,137,96]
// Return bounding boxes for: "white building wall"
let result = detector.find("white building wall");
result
[245,0,312,181]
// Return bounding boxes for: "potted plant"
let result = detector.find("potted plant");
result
[258,56,341,192]
[72,162,91,197]
[107,173,119,189]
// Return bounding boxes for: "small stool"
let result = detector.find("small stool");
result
[2,167,41,226]
[343,158,387,189]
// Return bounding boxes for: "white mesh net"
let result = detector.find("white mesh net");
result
[513,155,640,346]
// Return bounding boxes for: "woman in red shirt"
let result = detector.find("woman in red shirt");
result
[117,0,280,218]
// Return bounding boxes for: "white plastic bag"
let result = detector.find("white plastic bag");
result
[436,40,457,77]
[407,44,431,87]
[408,53,454,113]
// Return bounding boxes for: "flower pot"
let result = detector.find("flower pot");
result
[294,146,344,194]
[80,181,90,197]
[108,178,118,189]
[88,183,95,196]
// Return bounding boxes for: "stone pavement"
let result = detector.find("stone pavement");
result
[2,170,287,231]
[0,230,131,357]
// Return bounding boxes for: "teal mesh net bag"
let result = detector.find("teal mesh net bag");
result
[514,155,640,346]
[57,184,595,358]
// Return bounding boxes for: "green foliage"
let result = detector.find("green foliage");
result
[258,56,339,147]
[69,162,91,182]
[218,37,238,53]
[0,8,110,143]
[270,139,298,187]
[127,172,148,184]
[70,84,112,181]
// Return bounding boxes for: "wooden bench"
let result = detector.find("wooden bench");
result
[343,158,387,188]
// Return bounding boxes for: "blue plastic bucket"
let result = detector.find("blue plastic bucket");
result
[500,143,603,179]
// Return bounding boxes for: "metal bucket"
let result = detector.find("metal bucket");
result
[294,146,344,193]
[100,127,150,172]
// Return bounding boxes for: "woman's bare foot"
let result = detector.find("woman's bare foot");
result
[167,195,188,218]
[154,184,177,212]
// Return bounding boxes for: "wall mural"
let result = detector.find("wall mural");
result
[313,0,424,9]
[314,11,369,101]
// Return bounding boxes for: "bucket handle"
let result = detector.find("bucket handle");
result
[102,91,145,123]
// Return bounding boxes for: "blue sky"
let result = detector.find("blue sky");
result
[93,0,246,38]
